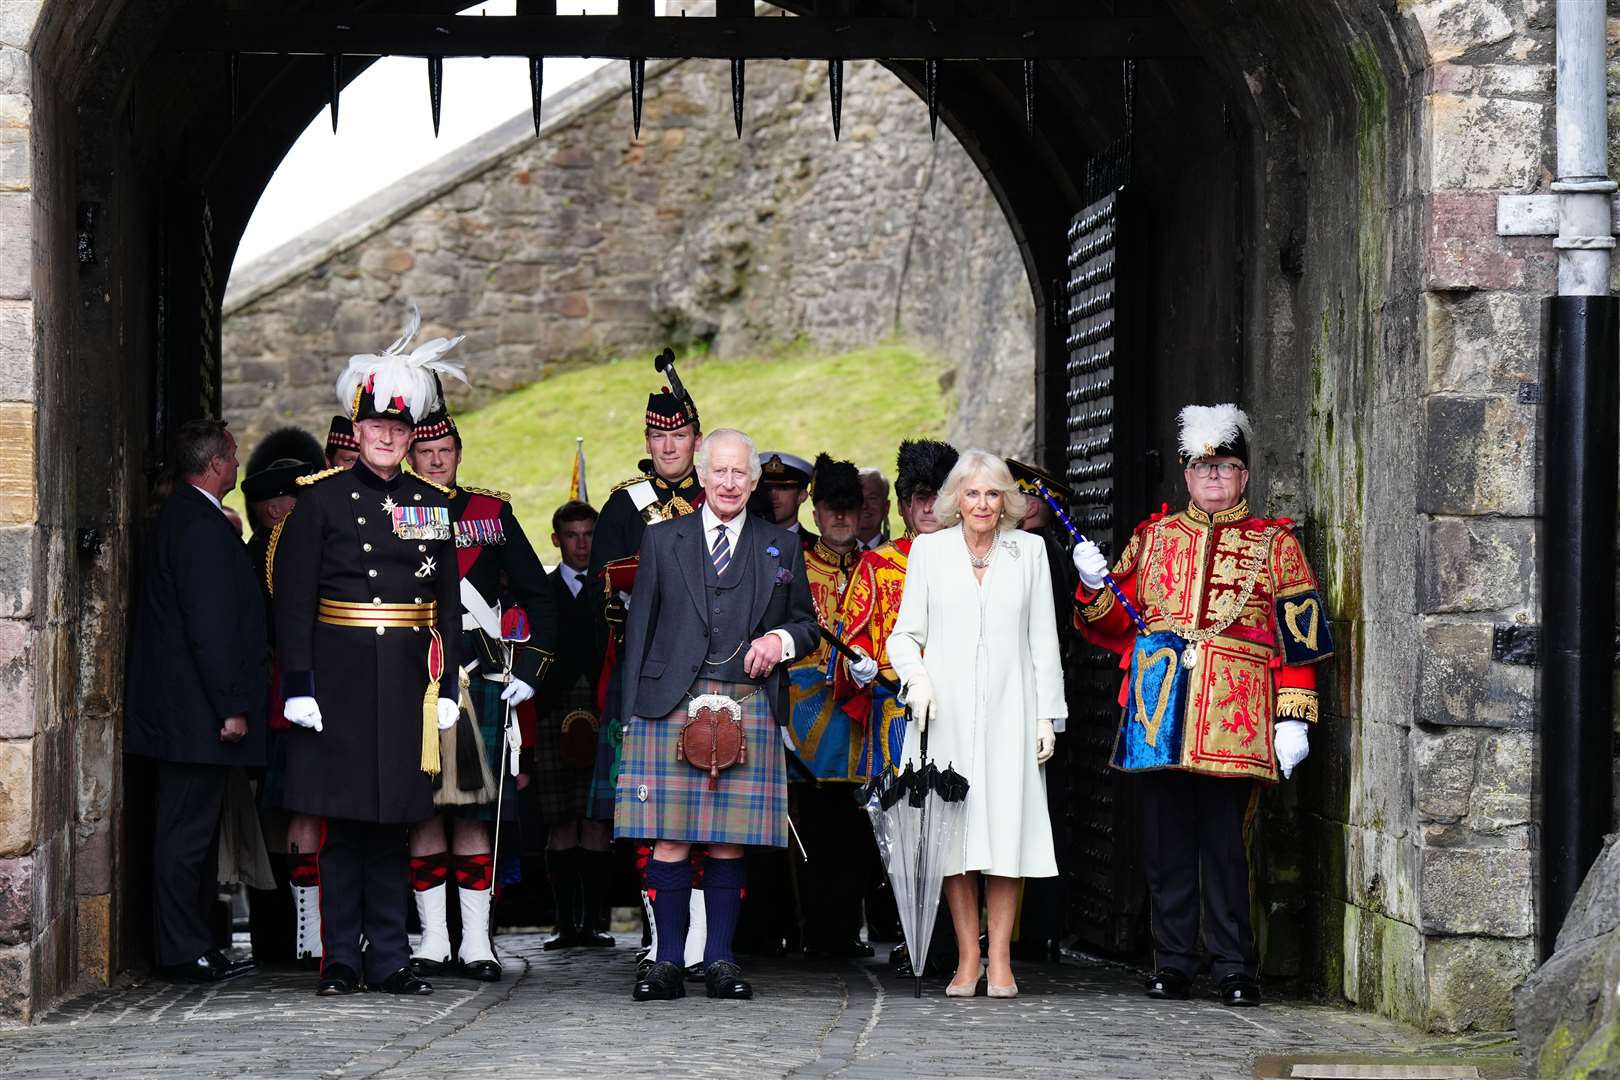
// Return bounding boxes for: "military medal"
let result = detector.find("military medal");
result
[381,495,398,514]
[393,505,451,540]
[415,555,437,579]
[1182,643,1198,670]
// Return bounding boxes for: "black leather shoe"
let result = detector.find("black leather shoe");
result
[205,949,257,977]
[158,953,239,984]
[409,956,450,977]
[460,959,502,982]
[1144,967,1191,1000]
[635,954,655,981]
[372,967,434,995]
[632,960,686,1002]
[1219,973,1261,1007]
[316,963,361,996]
[542,929,582,952]
[578,929,616,948]
[704,959,753,1000]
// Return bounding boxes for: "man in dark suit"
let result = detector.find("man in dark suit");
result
[127,418,269,983]
[615,427,819,1002]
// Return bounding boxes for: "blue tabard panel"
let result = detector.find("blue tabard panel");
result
[1113,630,1191,771]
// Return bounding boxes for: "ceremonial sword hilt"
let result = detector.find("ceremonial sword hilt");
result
[1033,480,1149,635]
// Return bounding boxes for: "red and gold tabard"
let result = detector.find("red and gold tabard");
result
[1076,500,1332,782]
[786,540,866,780]
[834,537,913,727]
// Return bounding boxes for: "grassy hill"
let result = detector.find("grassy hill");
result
[453,342,951,545]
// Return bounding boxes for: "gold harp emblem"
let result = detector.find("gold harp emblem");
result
[1283,598,1321,651]
[1132,647,1179,748]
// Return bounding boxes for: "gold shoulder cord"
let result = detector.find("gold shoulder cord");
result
[295,466,345,487]
[265,514,291,597]
[460,485,511,501]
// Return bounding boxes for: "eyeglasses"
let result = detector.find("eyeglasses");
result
[1188,462,1245,478]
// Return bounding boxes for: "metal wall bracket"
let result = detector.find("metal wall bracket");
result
[1492,623,1540,666]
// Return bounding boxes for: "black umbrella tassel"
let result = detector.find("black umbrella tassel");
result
[427,56,443,137]
[328,54,342,133]
[1024,58,1037,134]
[828,59,843,141]
[228,52,240,124]
[630,57,646,138]
[731,58,745,138]
[926,59,940,141]
[529,56,544,136]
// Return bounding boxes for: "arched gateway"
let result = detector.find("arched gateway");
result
[0,0,1586,1033]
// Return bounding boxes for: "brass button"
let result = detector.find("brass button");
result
[363,543,372,552]
[372,597,382,605]
[351,492,359,500]
[413,493,422,501]
[413,626,421,633]
[357,516,367,525]
[375,626,385,636]
[414,597,422,603]
[418,545,426,552]
[368,569,377,578]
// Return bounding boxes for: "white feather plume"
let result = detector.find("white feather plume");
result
[334,303,469,421]
[1177,403,1253,461]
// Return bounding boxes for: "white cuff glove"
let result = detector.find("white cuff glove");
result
[500,677,535,706]
[437,697,461,732]
[1073,540,1109,591]
[848,650,880,688]
[1036,718,1057,764]
[284,696,323,733]
[901,671,935,733]
[1275,719,1310,779]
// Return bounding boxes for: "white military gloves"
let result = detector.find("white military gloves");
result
[437,697,461,731]
[500,676,535,706]
[284,696,323,732]
[848,650,880,688]
[902,671,936,733]
[1072,540,1110,591]
[1275,720,1310,779]
[1036,718,1057,764]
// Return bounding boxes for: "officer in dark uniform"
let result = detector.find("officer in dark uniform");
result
[750,451,818,550]
[406,400,558,982]
[273,307,466,996]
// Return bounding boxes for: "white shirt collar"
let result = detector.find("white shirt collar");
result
[701,502,746,546]
[190,484,224,513]
[561,564,586,597]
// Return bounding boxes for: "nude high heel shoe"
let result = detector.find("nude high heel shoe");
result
[986,980,1018,999]
[945,977,980,998]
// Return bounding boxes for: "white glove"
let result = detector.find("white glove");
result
[500,677,535,706]
[284,696,323,733]
[1072,540,1109,591]
[437,697,461,732]
[848,650,880,688]
[1036,718,1057,764]
[901,671,935,733]
[1275,719,1310,779]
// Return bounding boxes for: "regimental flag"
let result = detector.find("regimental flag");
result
[569,435,588,504]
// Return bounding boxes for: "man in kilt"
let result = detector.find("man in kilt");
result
[272,305,466,996]
[616,427,819,1002]
[531,499,615,949]
[406,400,558,982]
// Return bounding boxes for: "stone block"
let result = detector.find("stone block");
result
[1415,618,1537,728]
[0,92,27,193]
[76,892,110,986]
[1341,904,1427,1026]
[1554,835,1620,953]
[1418,395,1535,516]
[0,400,32,524]
[1405,0,1514,63]
[1420,846,1532,936]
[1412,725,1478,823]
[1418,516,1534,614]
[0,525,30,618]
[1426,933,1536,1032]
[1429,93,1547,191]
[1423,291,1539,393]
[1425,191,1525,290]
[0,853,27,944]
[0,3,39,48]
[1515,929,1616,1076]
[0,941,26,1021]
[0,297,32,400]
[0,617,30,737]
[543,291,590,319]
[1478,63,1551,98]
[1470,731,1531,830]
[0,736,31,855]
[0,191,28,300]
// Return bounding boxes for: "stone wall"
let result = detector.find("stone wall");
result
[222,56,1036,458]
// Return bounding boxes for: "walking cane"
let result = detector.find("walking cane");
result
[489,608,531,944]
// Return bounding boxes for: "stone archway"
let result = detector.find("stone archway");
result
[1,0,1553,1032]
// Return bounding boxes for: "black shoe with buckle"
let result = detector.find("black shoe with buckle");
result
[632,960,686,1002]
[704,959,753,1000]
[316,962,361,996]
[1218,972,1261,1007]
[372,967,434,995]
[1144,967,1191,1000]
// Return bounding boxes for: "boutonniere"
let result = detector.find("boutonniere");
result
[766,544,780,558]
[774,567,792,585]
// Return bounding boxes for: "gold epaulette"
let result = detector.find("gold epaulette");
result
[294,466,345,487]
[413,474,455,496]
[265,514,290,597]
[609,473,655,496]
[460,485,511,501]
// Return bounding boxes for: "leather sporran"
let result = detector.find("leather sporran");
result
[676,693,748,791]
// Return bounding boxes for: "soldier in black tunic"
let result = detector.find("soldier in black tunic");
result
[405,403,558,982]
[273,306,467,996]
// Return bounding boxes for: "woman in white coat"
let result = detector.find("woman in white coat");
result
[887,449,1067,999]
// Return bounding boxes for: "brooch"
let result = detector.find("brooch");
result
[636,784,649,803]
[774,567,793,585]
[1002,538,1021,560]
[766,544,780,558]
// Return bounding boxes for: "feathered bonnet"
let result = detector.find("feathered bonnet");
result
[241,426,325,502]
[336,304,467,427]
[894,439,959,502]
[810,452,863,511]
[1177,404,1253,466]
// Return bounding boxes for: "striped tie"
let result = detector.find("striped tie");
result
[711,524,732,576]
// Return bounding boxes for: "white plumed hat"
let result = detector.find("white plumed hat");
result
[336,303,468,426]
[1177,403,1253,464]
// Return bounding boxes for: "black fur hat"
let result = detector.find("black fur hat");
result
[242,427,325,502]
[895,439,958,502]
[810,452,863,511]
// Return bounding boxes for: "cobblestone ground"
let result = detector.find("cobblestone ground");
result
[0,935,1520,1080]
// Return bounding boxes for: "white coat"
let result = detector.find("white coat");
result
[887,524,1067,879]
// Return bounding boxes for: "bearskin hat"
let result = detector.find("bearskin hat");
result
[894,439,959,502]
[810,452,863,511]
[241,427,325,502]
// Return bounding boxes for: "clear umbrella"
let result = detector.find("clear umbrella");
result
[859,717,970,998]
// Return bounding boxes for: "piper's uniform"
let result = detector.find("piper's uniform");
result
[273,462,461,984]
[1075,498,1332,984]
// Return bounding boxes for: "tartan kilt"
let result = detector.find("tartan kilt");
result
[530,674,596,825]
[433,669,517,824]
[614,679,787,848]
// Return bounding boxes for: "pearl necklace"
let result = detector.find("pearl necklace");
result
[967,529,999,569]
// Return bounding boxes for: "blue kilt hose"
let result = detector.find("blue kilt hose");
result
[614,679,787,848]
